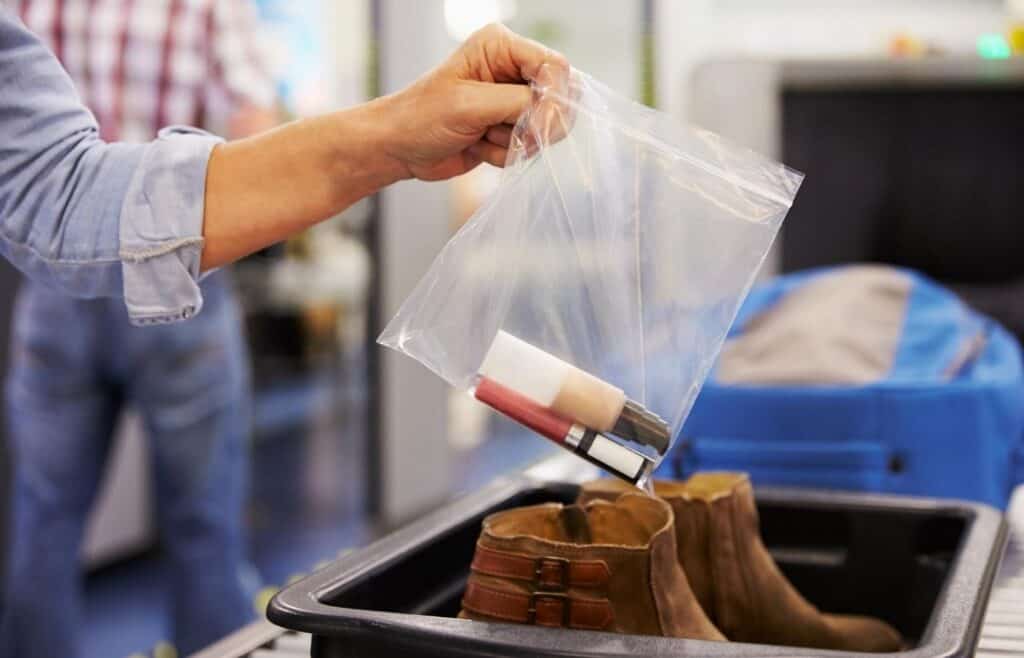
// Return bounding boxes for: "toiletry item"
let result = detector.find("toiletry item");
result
[474,376,654,486]
[479,331,671,454]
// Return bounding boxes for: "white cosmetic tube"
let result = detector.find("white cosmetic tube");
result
[479,331,627,432]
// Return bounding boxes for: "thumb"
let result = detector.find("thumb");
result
[453,81,532,132]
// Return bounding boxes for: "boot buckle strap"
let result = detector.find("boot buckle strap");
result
[471,545,610,589]
[528,591,571,627]
[462,582,614,631]
[535,556,570,591]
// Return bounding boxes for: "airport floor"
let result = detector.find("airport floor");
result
[80,358,553,658]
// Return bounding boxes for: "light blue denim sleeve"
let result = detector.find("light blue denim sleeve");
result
[0,8,223,325]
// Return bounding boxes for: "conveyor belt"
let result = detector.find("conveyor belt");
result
[187,620,310,658]
[248,631,312,657]
[976,486,1024,657]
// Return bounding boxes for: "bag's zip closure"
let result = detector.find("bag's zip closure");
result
[518,84,798,208]
[607,117,798,209]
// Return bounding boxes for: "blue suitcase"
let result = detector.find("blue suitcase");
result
[657,267,1024,508]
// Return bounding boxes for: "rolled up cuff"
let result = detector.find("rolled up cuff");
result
[118,126,223,326]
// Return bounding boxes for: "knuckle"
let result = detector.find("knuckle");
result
[482,22,509,37]
[472,22,508,44]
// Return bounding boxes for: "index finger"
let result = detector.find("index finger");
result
[462,23,569,86]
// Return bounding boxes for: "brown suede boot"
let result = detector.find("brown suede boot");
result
[578,473,903,652]
[459,493,725,640]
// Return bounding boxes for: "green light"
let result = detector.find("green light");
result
[978,33,1012,59]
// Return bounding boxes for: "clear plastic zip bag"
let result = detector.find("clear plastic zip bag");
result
[379,68,803,487]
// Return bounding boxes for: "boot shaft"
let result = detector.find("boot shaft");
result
[579,473,904,652]
[576,478,716,613]
[460,494,724,640]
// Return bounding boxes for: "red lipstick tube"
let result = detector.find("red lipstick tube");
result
[474,376,653,486]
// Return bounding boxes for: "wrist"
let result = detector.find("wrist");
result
[331,96,412,192]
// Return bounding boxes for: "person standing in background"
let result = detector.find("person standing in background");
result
[2,1,277,656]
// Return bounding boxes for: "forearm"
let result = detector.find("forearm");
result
[201,99,406,270]
[227,104,280,139]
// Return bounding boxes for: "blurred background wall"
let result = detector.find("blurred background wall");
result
[657,0,1008,119]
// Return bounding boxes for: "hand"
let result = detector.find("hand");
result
[376,23,569,182]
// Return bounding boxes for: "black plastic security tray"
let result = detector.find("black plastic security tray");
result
[268,476,1007,657]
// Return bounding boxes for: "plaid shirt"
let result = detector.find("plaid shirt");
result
[17,0,274,142]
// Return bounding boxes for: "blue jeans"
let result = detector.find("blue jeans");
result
[0,272,255,657]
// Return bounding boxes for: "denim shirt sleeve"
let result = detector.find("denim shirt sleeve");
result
[0,8,221,325]
[118,126,222,325]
